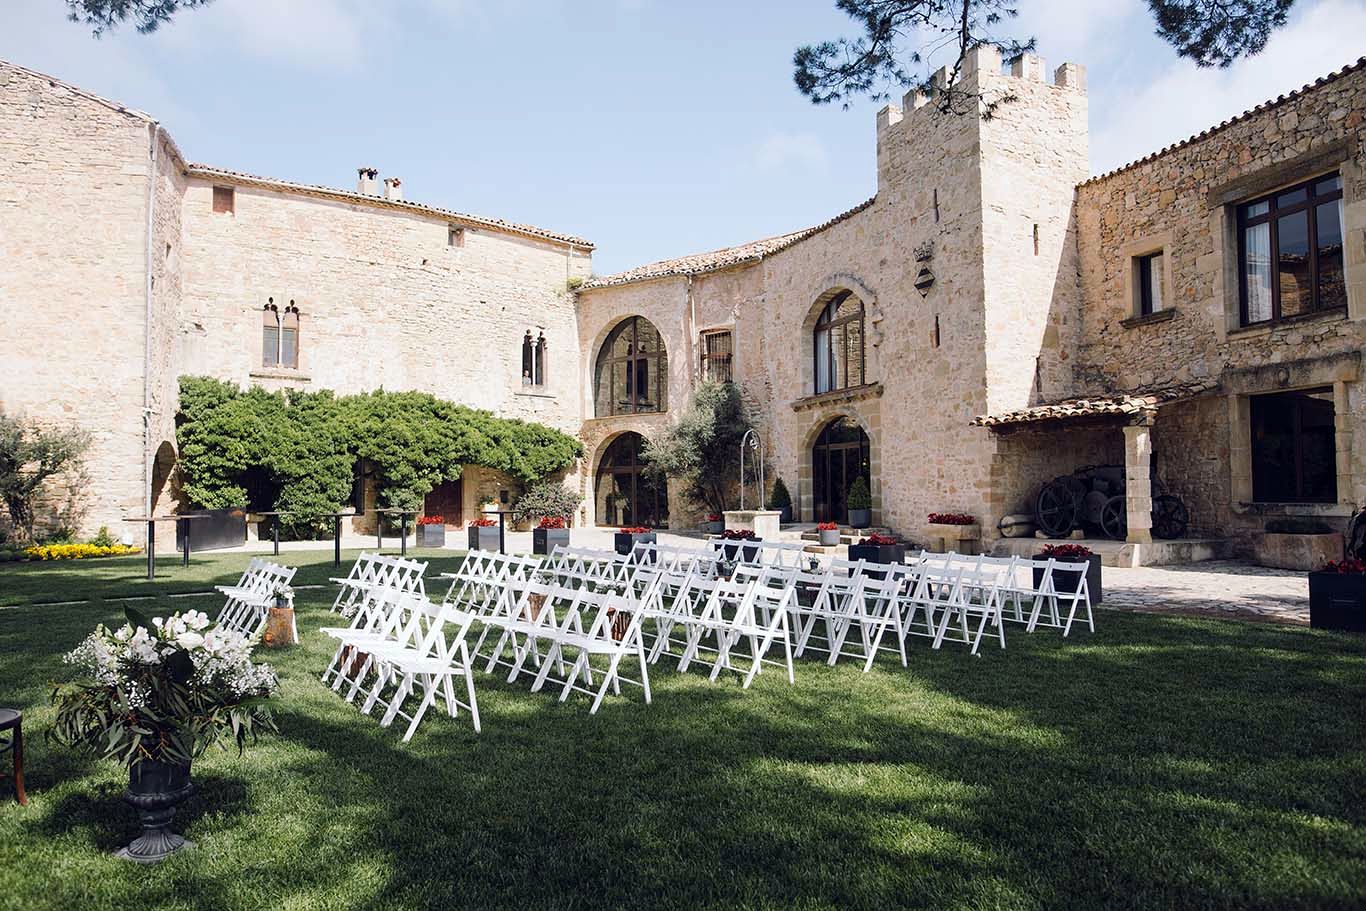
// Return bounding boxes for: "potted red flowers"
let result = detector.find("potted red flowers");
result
[700,513,724,535]
[614,525,656,557]
[926,513,982,555]
[533,516,571,556]
[1308,559,1366,632]
[1034,543,1102,604]
[848,532,905,567]
[817,521,840,547]
[467,516,500,552]
[416,515,445,548]
[714,528,761,564]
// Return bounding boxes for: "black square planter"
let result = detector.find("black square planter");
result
[468,526,501,552]
[416,525,446,547]
[1308,571,1366,632]
[533,527,571,556]
[1034,553,1103,605]
[847,542,906,567]
[713,539,762,564]
[614,531,656,557]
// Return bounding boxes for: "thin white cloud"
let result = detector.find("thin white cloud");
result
[752,130,829,174]
[1089,0,1366,175]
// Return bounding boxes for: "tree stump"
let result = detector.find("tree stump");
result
[263,599,298,648]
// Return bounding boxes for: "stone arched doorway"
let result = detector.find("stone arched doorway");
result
[594,432,669,528]
[150,440,177,514]
[811,416,870,523]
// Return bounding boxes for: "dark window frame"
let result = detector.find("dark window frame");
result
[1136,251,1163,316]
[1249,386,1338,504]
[813,291,866,395]
[594,316,668,416]
[1237,172,1344,327]
[212,185,235,215]
[700,330,733,384]
[261,299,300,369]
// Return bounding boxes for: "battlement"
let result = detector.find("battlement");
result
[875,45,1086,134]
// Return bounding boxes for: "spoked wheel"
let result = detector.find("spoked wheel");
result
[1035,479,1080,538]
[1100,495,1127,541]
[1151,495,1189,540]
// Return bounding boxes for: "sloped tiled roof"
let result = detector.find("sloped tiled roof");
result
[1081,56,1366,187]
[972,381,1219,429]
[581,196,877,289]
[186,164,593,249]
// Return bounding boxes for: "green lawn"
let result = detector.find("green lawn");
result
[0,551,1364,910]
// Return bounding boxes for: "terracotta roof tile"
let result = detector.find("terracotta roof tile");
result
[972,381,1220,429]
[1080,56,1366,187]
[580,196,877,289]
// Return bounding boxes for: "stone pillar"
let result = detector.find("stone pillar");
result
[1123,423,1153,545]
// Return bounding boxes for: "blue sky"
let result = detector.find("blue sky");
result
[4,0,1364,275]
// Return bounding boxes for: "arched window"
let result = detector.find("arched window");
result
[594,316,668,416]
[262,298,300,369]
[521,332,548,387]
[535,333,547,386]
[813,291,865,394]
[522,331,534,385]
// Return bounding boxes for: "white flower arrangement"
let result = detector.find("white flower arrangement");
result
[52,607,279,766]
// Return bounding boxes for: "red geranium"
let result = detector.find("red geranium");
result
[722,529,758,540]
[1041,543,1094,559]
[1321,558,1366,574]
[865,533,899,545]
[417,515,444,526]
[470,517,497,528]
[537,516,568,529]
[817,521,839,531]
[928,513,976,525]
[706,514,723,523]
[620,526,651,534]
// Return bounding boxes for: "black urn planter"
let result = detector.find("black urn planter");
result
[416,524,446,547]
[1308,571,1366,632]
[533,527,571,556]
[848,542,907,567]
[1034,553,1104,605]
[614,531,656,557]
[468,526,501,552]
[116,759,195,863]
[713,539,762,564]
[848,508,871,530]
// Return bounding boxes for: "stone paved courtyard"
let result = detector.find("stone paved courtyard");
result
[1101,560,1310,625]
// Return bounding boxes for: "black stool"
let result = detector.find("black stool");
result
[0,709,27,806]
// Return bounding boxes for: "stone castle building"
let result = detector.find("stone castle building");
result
[2,49,1363,560]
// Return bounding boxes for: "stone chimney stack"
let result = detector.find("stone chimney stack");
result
[383,177,403,202]
[357,167,379,195]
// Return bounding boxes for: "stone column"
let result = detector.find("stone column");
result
[1123,423,1153,545]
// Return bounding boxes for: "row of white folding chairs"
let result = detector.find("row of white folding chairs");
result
[319,584,481,741]
[329,551,428,618]
[214,558,297,637]
[906,551,1095,636]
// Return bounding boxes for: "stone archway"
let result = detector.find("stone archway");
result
[795,402,883,525]
[810,416,871,523]
[592,431,669,528]
[149,440,176,514]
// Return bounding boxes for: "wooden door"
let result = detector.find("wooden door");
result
[423,479,463,527]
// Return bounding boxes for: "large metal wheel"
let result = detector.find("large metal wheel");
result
[1100,495,1127,541]
[1035,479,1079,537]
[1151,495,1189,540]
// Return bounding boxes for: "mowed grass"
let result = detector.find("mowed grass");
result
[0,551,1364,910]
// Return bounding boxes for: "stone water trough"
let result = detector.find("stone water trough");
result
[1252,519,1344,571]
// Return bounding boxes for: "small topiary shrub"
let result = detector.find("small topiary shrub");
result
[847,476,872,510]
[770,477,792,510]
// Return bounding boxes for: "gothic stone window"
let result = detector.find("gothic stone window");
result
[700,330,733,383]
[262,299,300,369]
[813,290,865,394]
[594,316,668,416]
[1239,173,1345,326]
[522,331,547,387]
[1250,386,1337,503]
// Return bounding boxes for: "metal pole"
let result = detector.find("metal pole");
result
[181,518,190,567]
[147,520,155,581]
[498,512,506,555]
[333,515,342,568]
[272,516,280,556]
[400,513,408,557]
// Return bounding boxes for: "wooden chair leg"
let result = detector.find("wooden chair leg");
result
[13,722,27,806]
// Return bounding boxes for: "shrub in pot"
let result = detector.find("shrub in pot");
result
[416,515,446,547]
[614,526,656,557]
[770,478,793,524]
[50,607,279,862]
[817,521,840,547]
[1308,558,1366,632]
[1034,543,1103,604]
[533,516,571,556]
[467,517,501,551]
[847,477,872,529]
[848,532,906,569]
[713,528,761,564]
[700,513,724,535]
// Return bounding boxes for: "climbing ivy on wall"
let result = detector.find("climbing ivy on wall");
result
[176,377,581,532]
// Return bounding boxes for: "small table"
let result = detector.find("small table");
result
[482,510,518,555]
[0,709,27,806]
[375,509,419,557]
[256,511,356,567]
[121,514,213,581]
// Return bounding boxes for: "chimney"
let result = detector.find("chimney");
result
[357,167,379,195]
[383,177,403,201]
